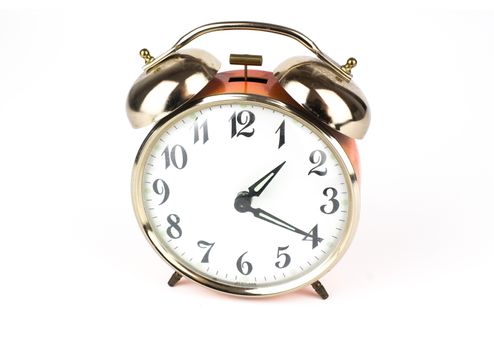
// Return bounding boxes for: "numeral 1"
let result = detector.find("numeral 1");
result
[275,120,285,148]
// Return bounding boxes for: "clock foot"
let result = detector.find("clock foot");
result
[311,280,329,300]
[167,271,183,287]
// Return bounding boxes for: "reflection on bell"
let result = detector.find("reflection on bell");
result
[127,49,221,128]
[274,57,370,139]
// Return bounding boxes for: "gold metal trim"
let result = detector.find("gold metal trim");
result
[341,57,357,74]
[139,48,155,64]
[131,94,360,297]
[229,54,263,66]
[142,21,353,81]
[229,54,263,81]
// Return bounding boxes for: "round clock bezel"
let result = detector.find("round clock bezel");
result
[132,93,360,297]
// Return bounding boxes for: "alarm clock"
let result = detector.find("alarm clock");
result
[126,22,370,299]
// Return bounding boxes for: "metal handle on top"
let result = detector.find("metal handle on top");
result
[143,21,352,81]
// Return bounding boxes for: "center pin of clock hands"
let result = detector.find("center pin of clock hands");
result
[234,161,322,243]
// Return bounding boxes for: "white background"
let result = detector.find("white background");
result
[1,2,493,349]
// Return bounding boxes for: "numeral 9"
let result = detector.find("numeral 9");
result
[152,179,170,205]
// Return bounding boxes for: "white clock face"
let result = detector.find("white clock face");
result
[134,99,356,295]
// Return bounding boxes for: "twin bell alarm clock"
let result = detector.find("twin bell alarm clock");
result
[126,22,370,299]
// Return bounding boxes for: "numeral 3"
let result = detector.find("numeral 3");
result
[320,187,339,214]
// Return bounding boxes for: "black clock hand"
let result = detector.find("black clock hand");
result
[246,161,286,198]
[252,207,322,243]
[234,193,322,245]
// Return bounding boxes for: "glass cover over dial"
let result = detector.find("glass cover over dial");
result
[134,99,356,295]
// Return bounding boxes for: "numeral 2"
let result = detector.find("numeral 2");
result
[308,150,327,176]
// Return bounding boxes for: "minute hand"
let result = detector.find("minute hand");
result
[248,207,323,243]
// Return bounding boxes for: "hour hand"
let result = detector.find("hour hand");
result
[246,161,286,198]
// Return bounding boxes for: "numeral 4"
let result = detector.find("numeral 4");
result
[302,224,321,249]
